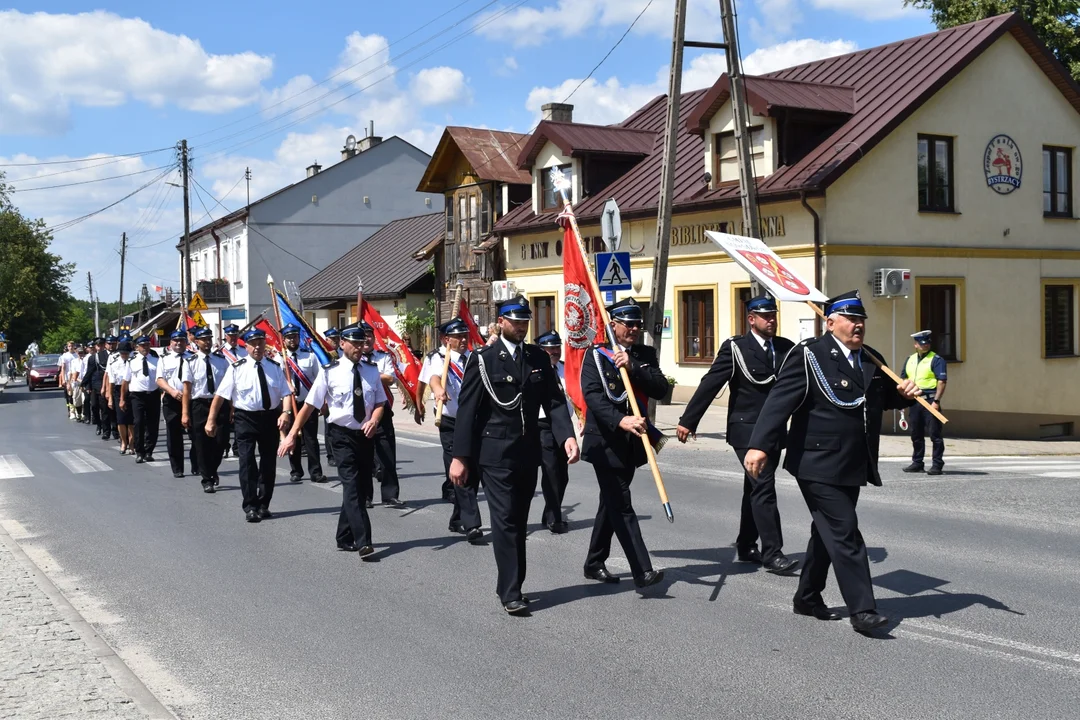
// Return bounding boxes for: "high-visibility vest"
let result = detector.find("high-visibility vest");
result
[904,351,940,391]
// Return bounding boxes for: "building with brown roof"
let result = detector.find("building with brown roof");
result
[494,13,1080,439]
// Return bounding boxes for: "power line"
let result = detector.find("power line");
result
[46,166,176,233]
[9,163,177,193]
[123,256,180,284]
[127,177,178,243]
[0,147,173,168]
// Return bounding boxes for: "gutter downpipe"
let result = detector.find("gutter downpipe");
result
[800,191,823,337]
[211,229,223,280]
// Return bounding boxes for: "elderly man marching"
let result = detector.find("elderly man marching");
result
[744,291,921,633]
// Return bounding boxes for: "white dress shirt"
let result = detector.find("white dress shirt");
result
[106,354,129,386]
[284,348,320,403]
[419,347,467,418]
[832,336,863,370]
[184,351,230,400]
[215,356,292,411]
[221,342,248,360]
[305,357,387,429]
[124,352,160,392]
[500,335,521,359]
[158,351,192,393]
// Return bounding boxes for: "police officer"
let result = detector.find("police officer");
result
[745,291,920,633]
[119,336,161,463]
[901,330,947,475]
[536,330,575,534]
[362,325,405,508]
[279,324,384,560]
[182,326,230,493]
[580,299,666,590]
[96,336,117,441]
[106,340,134,454]
[157,330,194,478]
[420,318,483,542]
[81,338,106,432]
[220,323,247,458]
[281,324,327,483]
[676,296,799,574]
[206,328,294,523]
[322,326,342,468]
[450,296,578,614]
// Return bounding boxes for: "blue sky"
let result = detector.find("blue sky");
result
[1,0,935,301]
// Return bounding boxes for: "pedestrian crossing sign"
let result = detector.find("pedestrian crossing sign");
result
[596,251,632,291]
[189,310,208,327]
[188,292,208,311]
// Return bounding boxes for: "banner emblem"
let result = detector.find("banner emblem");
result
[564,282,599,350]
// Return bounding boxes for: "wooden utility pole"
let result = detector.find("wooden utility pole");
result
[647,0,687,357]
[181,139,192,306]
[117,232,126,331]
[87,272,99,337]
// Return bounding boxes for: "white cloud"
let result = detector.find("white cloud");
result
[743,38,859,75]
[0,10,273,134]
[810,0,917,21]
[411,67,470,106]
[525,70,668,126]
[749,0,802,46]
[683,53,728,91]
[493,56,519,77]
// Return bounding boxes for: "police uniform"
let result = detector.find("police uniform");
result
[212,328,292,522]
[536,331,575,534]
[220,324,248,456]
[107,342,133,445]
[281,324,326,483]
[901,330,947,474]
[364,335,402,506]
[748,291,914,632]
[96,337,117,440]
[452,296,575,612]
[678,296,799,573]
[183,327,231,492]
[303,324,386,557]
[419,319,482,541]
[158,330,195,477]
[580,299,667,588]
[322,327,342,468]
[81,339,106,430]
[120,337,161,463]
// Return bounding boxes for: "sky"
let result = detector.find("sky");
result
[0,0,936,302]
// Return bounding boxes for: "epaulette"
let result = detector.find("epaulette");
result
[149,350,160,357]
[265,357,280,367]
[361,358,377,367]
[799,336,822,347]
[212,350,225,358]
[232,358,247,368]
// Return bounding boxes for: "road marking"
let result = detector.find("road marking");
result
[0,455,33,479]
[52,449,111,474]
[897,628,1080,677]
[316,432,441,450]
[903,618,1080,665]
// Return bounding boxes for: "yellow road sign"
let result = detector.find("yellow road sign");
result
[189,310,208,327]
[188,292,208,311]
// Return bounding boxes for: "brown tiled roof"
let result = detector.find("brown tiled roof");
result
[300,213,442,300]
[515,121,656,169]
[496,13,1080,235]
[417,127,532,192]
[687,76,855,131]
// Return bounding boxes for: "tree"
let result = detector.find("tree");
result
[0,173,75,355]
[905,1,1080,80]
[42,300,95,353]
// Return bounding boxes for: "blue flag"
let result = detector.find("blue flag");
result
[274,289,334,368]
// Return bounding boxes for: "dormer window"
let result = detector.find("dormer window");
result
[715,127,764,183]
[541,163,573,211]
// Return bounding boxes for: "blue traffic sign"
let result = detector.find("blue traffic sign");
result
[596,251,632,291]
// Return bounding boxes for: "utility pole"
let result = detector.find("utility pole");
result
[719,0,763,294]
[180,139,192,306]
[87,272,99,337]
[647,0,687,359]
[117,232,126,331]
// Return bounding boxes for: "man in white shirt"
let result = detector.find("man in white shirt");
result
[279,323,384,559]
[321,327,342,468]
[70,344,88,422]
[157,330,195,478]
[281,324,326,484]
[362,325,404,508]
[119,335,161,463]
[220,323,248,458]
[182,326,231,493]
[536,330,576,534]
[207,327,294,523]
[58,341,77,419]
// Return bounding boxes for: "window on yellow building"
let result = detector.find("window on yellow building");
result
[1043,147,1073,218]
[917,134,953,212]
[919,284,959,361]
[532,295,556,338]
[680,289,715,363]
[715,127,764,183]
[1044,284,1076,357]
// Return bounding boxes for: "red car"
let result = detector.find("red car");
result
[27,353,62,391]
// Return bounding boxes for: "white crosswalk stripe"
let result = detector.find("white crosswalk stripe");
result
[51,449,111,474]
[0,455,33,479]
[883,456,1080,478]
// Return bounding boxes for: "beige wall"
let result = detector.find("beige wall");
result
[703,102,776,185]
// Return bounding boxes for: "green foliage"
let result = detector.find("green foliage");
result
[905,0,1080,80]
[396,297,436,341]
[42,300,96,353]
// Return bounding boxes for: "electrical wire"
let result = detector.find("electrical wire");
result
[46,165,176,233]
[9,163,177,193]
[127,179,177,243]
[123,256,180,284]
[126,172,244,250]
[0,147,173,168]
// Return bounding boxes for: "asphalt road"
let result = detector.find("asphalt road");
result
[1,384,1078,719]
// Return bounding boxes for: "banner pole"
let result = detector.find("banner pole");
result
[434,281,464,427]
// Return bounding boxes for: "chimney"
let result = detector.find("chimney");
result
[306,161,322,178]
[541,103,573,123]
[358,120,382,151]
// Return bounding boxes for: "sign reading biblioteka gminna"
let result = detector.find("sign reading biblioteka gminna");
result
[705,231,829,304]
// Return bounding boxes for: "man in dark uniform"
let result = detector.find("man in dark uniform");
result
[83,337,107,433]
[322,326,341,468]
[182,327,230,493]
[901,330,948,475]
[536,330,574,534]
[580,299,666,590]
[676,296,799,574]
[450,296,578,614]
[745,291,920,633]
[281,324,326,483]
[97,336,117,442]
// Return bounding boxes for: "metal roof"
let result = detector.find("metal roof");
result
[687,76,856,131]
[299,213,442,300]
[417,127,532,192]
[496,13,1080,235]
[515,121,656,169]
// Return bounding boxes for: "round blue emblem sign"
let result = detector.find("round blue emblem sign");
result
[984,134,1022,195]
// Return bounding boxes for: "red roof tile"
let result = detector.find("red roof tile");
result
[515,121,656,169]
[417,127,532,192]
[687,76,855,132]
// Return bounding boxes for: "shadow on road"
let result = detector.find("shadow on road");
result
[873,569,1023,620]
[652,546,763,602]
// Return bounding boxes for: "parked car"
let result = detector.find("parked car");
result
[27,353,62,391]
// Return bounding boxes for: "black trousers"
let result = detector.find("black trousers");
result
[234,408,280,513]
[190,398,228,485]
[161,395,188,474]
[539,420,569,526]
[440,417,481,531]
[370,410,399,502]
[87,386,100,426]
[99,389,115,438]
[288,410,323,479]
[129,391,161,457]
[909,402,944,468]
[795,481,875,615]
[324,416,335,464]
[482,464,537,604]
[733,447,785,563]
[328,424,375,548]
[585,464,653,579]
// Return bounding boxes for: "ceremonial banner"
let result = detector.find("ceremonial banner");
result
[238,319,282,356]
[559,207,603,417]
[361,304,423,410]
[273,289,334,367]
[456,297,485,350]
[705,231,829,303]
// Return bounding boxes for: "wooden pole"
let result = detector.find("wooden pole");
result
[434,282,464,427]
[266,276,294,434]
[805,301,948,424]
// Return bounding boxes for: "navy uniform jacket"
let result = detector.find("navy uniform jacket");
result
[581,343,669,470]
[679,334,796,449]
[748,333,913,487]
[453,341,573,471]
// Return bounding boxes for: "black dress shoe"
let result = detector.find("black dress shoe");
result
[793,602,841,621]
[383,498,406,509]
[927,465,943,476]
[245,510,261,523]
[737,546,762,564]
[584,565,620,583]
[547,521,569,534]
[634,570,664,589]
[358,545,377,561]
[503,599,529,615]
[144,454,155,463]
[173,472,184,479]
[211,475,219,487]
[327,458,338,468]
[202,483,215,494]
[337,542,360,552]
[258,508,273,519]
[764,556,800,575]
[850,611,889,632]
[135,455,145,464]
[448,522,466,534]
[311,474,328,484]
[902,462,925,473]
[289,474,302,483]
[365,500,374,509]
[466,527,484,544]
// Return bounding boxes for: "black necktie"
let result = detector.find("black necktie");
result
[142,356,149,377]
[291,352,300,394]
[765,341,775,370]
[204,355,215,393]
[513,345,521,372]
[353,363,366,424]
[256,361,271,410]
[178,355,184,382]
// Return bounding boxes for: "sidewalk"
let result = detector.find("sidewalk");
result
[405,400,1080,458]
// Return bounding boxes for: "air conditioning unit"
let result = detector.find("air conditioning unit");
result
[872,268,913,298]
[491,280,518,303]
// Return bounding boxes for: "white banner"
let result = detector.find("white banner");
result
[705,231,829,303]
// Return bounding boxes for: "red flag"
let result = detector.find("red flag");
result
[560,208,603,417]
[456,298,485,350]
[238,319,282,356]
[362,304,423,410]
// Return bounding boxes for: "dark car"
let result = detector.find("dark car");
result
[27,354,62,391]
